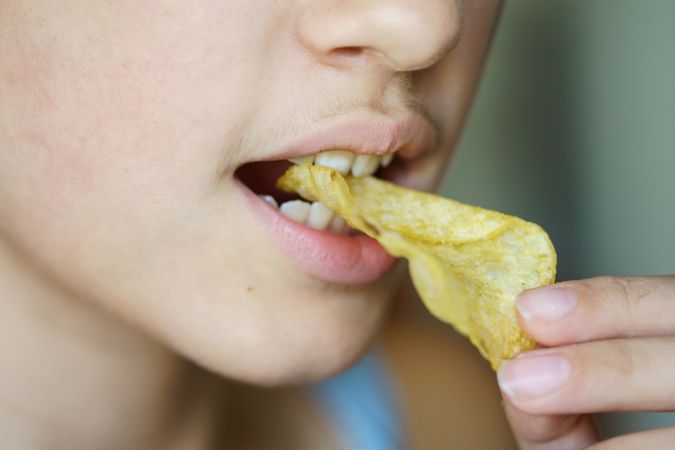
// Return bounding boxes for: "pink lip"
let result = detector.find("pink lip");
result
[237,179,396,285]
[235,110,434,284]
[262,110,436,161]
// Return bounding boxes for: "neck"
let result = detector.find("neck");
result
[0,239,221,449]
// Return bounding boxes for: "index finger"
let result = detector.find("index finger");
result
[515,276,675,346]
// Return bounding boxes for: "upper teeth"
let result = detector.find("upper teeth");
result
[350,154,380,177]
[258,150,391,233]
[381,153,393,167]
[314,150,355,175]
[288,150,393,178]
[288,155,315,164]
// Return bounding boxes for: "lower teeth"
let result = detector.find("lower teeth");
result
[259,195,350,233]
[260,195,278,209]
[306,201,333,230]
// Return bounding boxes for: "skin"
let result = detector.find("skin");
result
[498,276,675,448]
[2,1,670,449]
[0,0,506,448]
[0,0,498,386]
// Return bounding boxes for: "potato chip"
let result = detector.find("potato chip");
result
[278,163,557,370]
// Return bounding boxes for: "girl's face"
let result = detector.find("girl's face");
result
[0,0,501,384]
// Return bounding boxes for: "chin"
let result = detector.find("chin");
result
[159,267,402,387]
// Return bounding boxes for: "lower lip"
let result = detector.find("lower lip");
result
[237,180,396,285]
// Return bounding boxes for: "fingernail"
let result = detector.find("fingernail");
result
[498,352,571,400]
[517,286,577,321]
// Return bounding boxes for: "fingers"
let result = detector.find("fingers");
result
[504,276,675,449]
[502,400,598,450]
[587,426,675,450]
[498,336,675,415]
[516,276,675,346]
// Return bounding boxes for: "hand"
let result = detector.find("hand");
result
[497,276,675,449]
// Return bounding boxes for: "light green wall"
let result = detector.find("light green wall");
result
[443,0,675,438]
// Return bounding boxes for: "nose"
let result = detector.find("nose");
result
[297,0,463,72]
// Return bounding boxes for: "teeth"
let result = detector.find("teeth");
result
[289,150,394,177]
[288,155,315,164]
[279,199,343,232]
[279,200,311,223]
[306,201,334,230]
[351,154,380,177]
[260,195,278,208]
[381,153,393,167]
[329,215,348,233]
[279,150,396,232]
[314,150,355,175]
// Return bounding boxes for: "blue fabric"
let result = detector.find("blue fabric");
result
[311,351,404,450]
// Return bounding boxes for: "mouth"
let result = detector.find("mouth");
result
[234,113,435,285]
[236,151,408,233]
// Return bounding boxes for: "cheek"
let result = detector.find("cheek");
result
[0,2,269,258]
[0,4,280,359]
[413,0,499,148]
[0,2,392,384]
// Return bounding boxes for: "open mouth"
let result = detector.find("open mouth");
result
[235,150,407,234]
[232,113,435,284]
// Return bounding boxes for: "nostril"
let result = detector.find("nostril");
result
[297,0,462,72]
[327,46,372,67]
[327,46,396,70]
[333,47,362,57]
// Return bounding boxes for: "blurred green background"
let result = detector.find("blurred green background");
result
[443,0,675,439]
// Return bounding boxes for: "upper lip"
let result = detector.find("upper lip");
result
[261,109,437,162]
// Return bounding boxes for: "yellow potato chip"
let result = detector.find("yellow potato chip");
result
[278,163,557,370]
